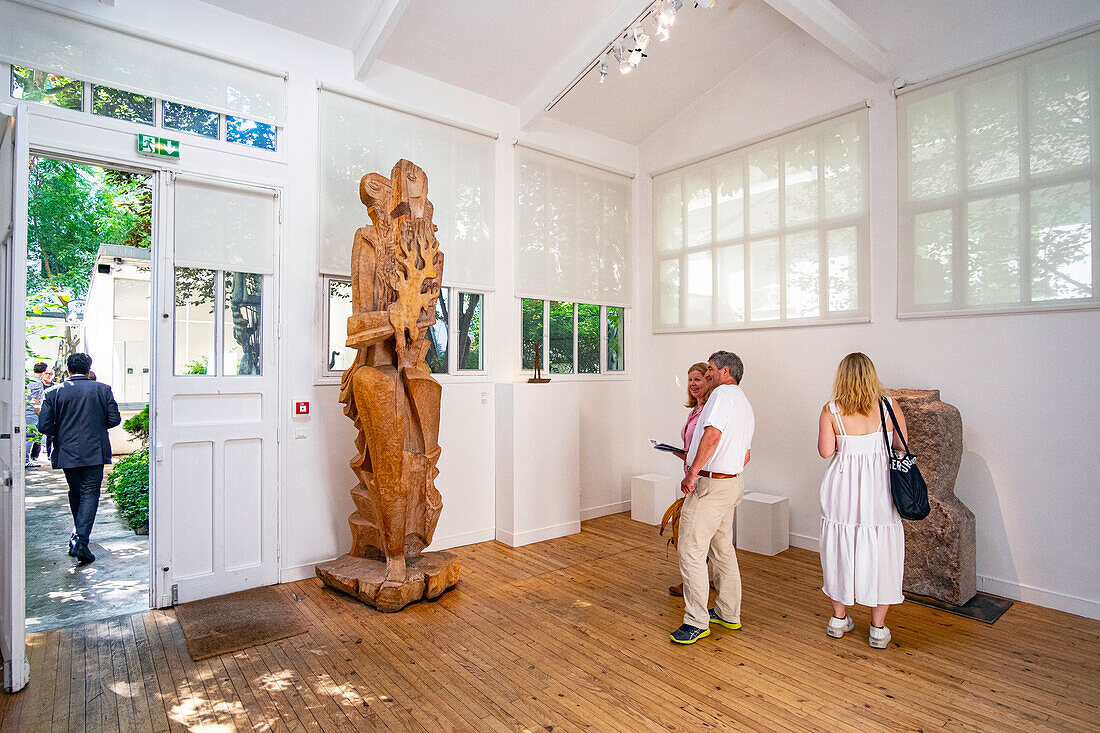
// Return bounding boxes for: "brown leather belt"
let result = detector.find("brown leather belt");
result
[698,470,738,479]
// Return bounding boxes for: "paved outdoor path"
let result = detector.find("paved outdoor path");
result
[24,464,149,632]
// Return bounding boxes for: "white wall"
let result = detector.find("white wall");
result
[636,22,1100,618]
[15,0,643,582]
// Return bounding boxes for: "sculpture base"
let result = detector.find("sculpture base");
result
[315,552,460,613]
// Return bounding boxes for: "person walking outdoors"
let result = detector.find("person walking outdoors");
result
[817,352,908,649]
[24,362,50,467]
[672,351,755,645]
[37,353,121,565]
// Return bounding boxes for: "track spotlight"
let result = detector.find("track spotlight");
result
[599,60,608,83]
[629,26,650,68]
[612,40,631,74]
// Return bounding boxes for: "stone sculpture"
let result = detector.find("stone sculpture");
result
[316,160,460,612]
[888,389,976,606]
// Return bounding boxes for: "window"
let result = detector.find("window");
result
[93,85,153,125]
[163,101,219,138]
[173,268,264,376]
[521,299,625,375]
[654,108,869,331]
[898,31,1099,317]
[324,277,485,377]
[10,66,81,110]
[6,66,277,151]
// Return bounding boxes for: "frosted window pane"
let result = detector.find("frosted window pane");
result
[659,259,680,326]
[1029,52,1091,175]
[716,245,745,325]
[174,178,275,274]
[547,166,576,294]
[784,136,818,226]
[824,121,861,218]
[655,175,683,252]
[750,239,779,321]
[685,170,712,247]
[748,149,779,234]
[1031,182,1092,301]
[785,231,819,318]
[965,74,1019,188]
[967,194,1020,305]
[716,159,744,241]
[914,210,954,305]
[600,181,631,302]
[686,251,713,326]
[827,227,858,312]
[908,92,957,199]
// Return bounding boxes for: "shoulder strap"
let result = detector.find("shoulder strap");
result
[879,397,912,456]
[828,402,846,436]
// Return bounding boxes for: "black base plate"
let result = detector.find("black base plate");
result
[904,591,1013,624]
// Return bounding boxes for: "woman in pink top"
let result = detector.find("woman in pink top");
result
[669,362,710,597]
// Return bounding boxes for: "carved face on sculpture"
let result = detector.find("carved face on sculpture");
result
[359,173,390,210]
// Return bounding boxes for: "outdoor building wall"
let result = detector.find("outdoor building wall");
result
[636,17,1100,619]
[10,0,642,583]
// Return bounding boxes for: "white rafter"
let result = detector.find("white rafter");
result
[761,0,887,80]
[518,0,654,131]
[353,0,412,80]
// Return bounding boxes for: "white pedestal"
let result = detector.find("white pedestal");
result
[631,474,679,526]
[736,491,789,556]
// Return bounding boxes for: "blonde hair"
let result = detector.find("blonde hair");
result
[684,362,711,408]
[830,352,884,416]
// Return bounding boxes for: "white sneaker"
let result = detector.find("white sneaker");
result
[826,615,854,638]
[869,625,891,649]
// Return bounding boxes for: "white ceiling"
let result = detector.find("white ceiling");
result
[378,0,624,106]
[546,0,794,144]
[197,0,386,49]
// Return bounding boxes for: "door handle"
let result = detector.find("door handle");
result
[0,433,10,440]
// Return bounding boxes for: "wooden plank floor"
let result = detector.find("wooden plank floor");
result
[2,512,1098,732]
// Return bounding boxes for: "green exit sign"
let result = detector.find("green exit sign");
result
[137,134,180,159]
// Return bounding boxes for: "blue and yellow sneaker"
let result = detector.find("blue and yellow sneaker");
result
[670,624,711,644]
[708,609,742,630]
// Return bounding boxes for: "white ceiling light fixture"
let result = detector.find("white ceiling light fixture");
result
[629,26,650,68]
[599,60,608,84]
[612,39,632,74]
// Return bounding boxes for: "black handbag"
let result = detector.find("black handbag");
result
[879,397,930,520]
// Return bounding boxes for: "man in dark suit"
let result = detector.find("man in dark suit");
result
[38,353,122,564]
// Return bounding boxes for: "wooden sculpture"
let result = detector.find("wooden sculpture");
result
[316,159,460,612]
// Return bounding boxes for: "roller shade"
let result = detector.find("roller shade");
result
[317,86,495,290]
[174,177,276,275]
[0,0,287,125]
[515,146,632,307]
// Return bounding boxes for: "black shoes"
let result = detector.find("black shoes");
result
[68,532,77,557]
[72,539,95,565]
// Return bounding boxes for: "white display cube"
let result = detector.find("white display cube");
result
[631,474,679,526]
[736,491,789,556]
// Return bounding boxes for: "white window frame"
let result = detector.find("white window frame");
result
[896,31,1100,319]
[518,298,629,380]
[319,276,488,382]
[652,106,871,333]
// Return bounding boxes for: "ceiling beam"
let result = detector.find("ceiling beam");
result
[761,0,887,81]
[518,0,653,131]
[353,0,412,80]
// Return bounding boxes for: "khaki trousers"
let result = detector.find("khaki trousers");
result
[678,475,745,629]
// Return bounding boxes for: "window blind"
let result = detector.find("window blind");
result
[653,108,869,331]
[0,0,287,125]
[897,30,1099,317]
[515,146,632,307]
[316,87,495,291]
[174,177,276,275]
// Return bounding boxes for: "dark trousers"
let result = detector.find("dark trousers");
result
[63,465,104,543]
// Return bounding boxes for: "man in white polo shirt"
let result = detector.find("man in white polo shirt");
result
[671,350,755,645]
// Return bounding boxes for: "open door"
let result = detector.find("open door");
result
[0,104,29,693]
[152,173,280,606]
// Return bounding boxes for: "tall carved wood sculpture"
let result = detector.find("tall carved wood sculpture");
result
[316,160,461,612]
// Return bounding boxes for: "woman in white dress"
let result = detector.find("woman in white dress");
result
[817,353,908,649]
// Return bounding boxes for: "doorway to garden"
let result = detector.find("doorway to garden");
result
[23,153,154,631]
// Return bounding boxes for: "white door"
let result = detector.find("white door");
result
[0,105,29,692]
[152,173,280,606]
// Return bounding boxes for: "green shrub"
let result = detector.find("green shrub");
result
[123,404,149,446]
[106,447,149,531]
[184,357,207,375]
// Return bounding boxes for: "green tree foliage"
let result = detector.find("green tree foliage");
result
[11,67,82,110]
[521,298,543,369]
[106,447,149,532]
[123,405,150,446]
[162,101,219,138]
[92,86,154,126]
